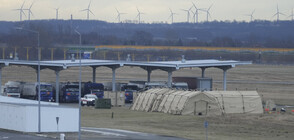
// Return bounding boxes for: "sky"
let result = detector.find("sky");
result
[0,0,293,23]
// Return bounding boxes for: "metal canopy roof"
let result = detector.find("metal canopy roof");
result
[0,59,251,70]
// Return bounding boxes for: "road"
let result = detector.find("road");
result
[80,127,186,140]
[0,130,53,140]
[0,128,186,140]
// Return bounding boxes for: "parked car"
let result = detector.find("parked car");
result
[81,94,97,106]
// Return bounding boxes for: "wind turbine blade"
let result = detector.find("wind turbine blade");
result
[115,8,119,14]
[29,2,34,9]
[22,11,27,17]
[21,1,26,9]
[137,7,140,13]
[189,6,193,11]
[280,12,286,16]
[192,2,197,9]
[252,9,255,15]
[88,0,92,9]
[190,10,195,15]
[199,9,206,12]
[81,9,88,12]
[208,4,213,11]
[272,13,278,17]
[89,10,95,16]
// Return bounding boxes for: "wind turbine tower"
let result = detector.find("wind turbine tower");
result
[55,8,59,20]
[15,1,26,21]
[168,8,176,24]
[81,1,94,20]
[273,4,285,22]
[205,4,213,22]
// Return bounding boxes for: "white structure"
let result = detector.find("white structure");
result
[0,96,78,132]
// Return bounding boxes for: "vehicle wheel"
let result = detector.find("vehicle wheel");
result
[87,102,90,106]
[81,102,84,106]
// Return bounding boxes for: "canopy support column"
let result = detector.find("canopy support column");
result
[0,65,3,94]
[55,70,60,103]
[223,69,227,91]
[168,70,173,88]
[112,67,117,92]
[92,66,96,83]
[201,67,206,78]
[147,68,152,82]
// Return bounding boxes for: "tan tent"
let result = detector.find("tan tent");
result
[151,89,174,112]
[131,89,263,116]
[144,88,170,112]
[131,88,162,111]
[205,91,263,114]
[179,92,223,116]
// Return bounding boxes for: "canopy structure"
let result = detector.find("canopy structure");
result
[0,59,251,103]
[131,88,264,116]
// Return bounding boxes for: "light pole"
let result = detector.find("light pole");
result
[16,27,41,133]
[74,29,82,140]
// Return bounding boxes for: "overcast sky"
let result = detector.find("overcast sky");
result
[0,0,293,23]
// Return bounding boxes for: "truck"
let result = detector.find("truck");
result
[21,82,54,102]
[82,82,104,98]
[121,84,139,103]
[172,77,212,91]
[60,82,79,103]
[3,81,22,98]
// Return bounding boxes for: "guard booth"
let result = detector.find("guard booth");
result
[64,46,95,59]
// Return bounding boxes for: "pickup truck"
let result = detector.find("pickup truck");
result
[81,94,97,106]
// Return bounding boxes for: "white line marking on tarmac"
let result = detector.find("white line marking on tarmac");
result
[81,129,127,137]
[2,137,9,139]
[82,127,144,134]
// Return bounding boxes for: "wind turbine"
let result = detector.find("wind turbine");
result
[192,2,204,23]
[81,1,94,20]
[273,4,285,22]
[181,6,192,23]
[205,4,213,22]
[24,2,34,21]
[115,8,126,23]
[136,7,144,24]
[14,1,26,21]
[168,8,176,24]
[246,9,255,22]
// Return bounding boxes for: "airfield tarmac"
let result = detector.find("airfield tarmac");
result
[1,64,294,139]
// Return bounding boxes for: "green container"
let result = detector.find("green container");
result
[95,99,111,109]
